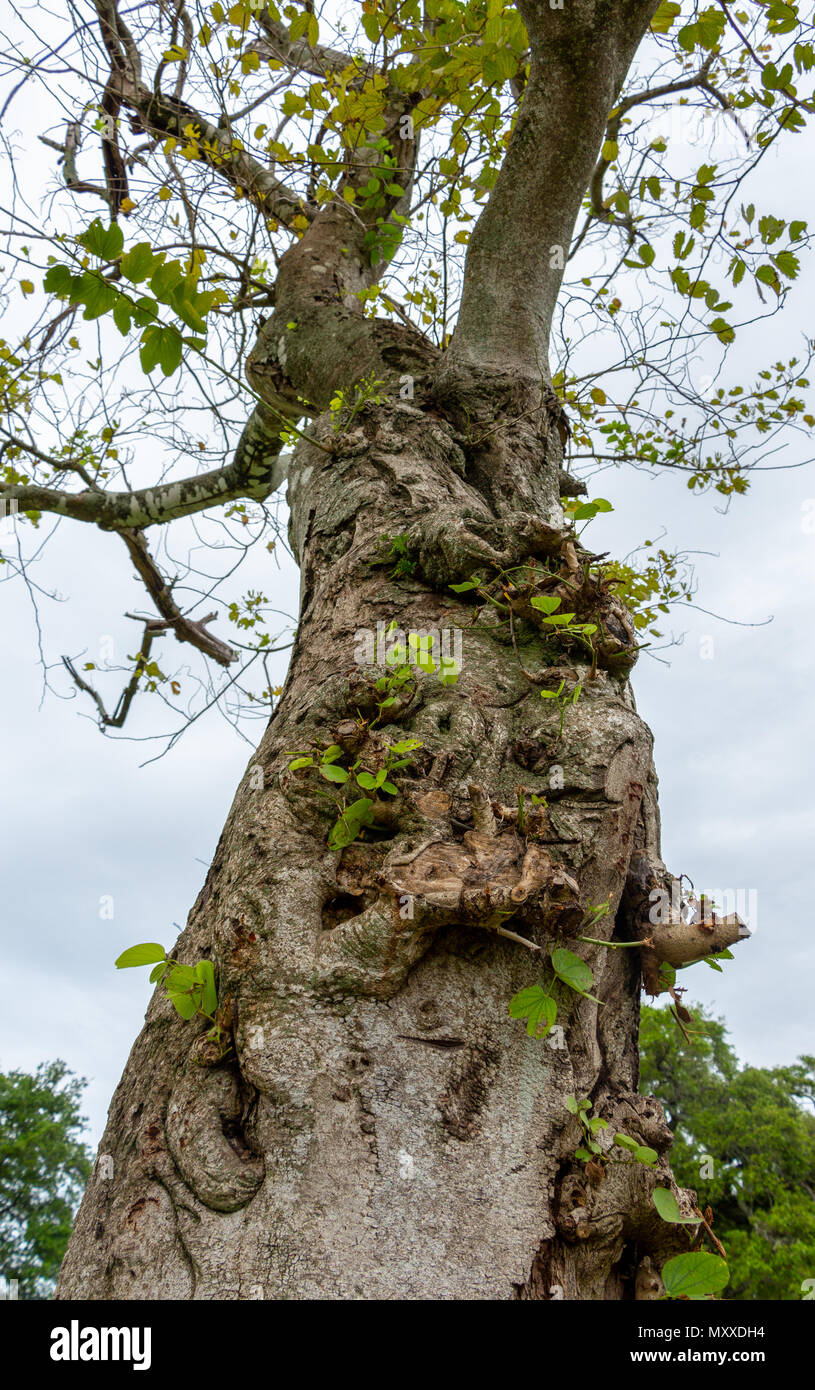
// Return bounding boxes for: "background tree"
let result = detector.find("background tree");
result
[0,0,812,1299]
[640,1004,815,1301]
[0,1062,92,1300]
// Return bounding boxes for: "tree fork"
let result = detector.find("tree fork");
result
[55,0,724,1302]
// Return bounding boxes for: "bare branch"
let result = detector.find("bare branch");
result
[38,124,111,206]
[62,621,155,728]
[120,529,237,667]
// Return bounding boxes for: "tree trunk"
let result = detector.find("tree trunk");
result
[58,327,688,1300]
[56,0,704,1302]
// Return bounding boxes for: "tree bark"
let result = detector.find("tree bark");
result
[58,325,691,1301]
[57,0,705,1301]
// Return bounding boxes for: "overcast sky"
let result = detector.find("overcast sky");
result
[2,37,814,1149]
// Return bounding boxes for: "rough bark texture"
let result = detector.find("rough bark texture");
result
[56,0,718,1301]
[58,345,697,1300]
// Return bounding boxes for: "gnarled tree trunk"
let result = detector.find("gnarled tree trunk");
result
[58,341,687,1302]
[57,0,715,1301]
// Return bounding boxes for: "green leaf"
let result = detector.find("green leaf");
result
[359,769,387,791]
[112,296,132,335]
[77,218,123,261]
[756,263,781,295]
[634,1145,659,1167]
[319,763,349,783]
[171,292,208,335]
[43,265,75,297]
[132,295,158,327]
[361,11,382,42]
[661,1251,729,1300]
[288,756,314,770]
[449,579,481,592]
[140,324,182,375]
[148,962,167,984]
[530,595,561,615]
[149,261,183,301]
[613,1132,640,1152]
[653,1187,701,1225]
[115,942,167,969]
[508,985,545,1018]
[650,1,681,34]
[328,798,374,850]
[709,317,735,344]
[773,250,800,279]
[551,948,600,1001]
[79,273,117,320]
[167,990,198,1020]
[195,959,218,1015]
[157,326,183,376]
[166,964,196,989]
[509,986,557,1036]
[120,242,159,283]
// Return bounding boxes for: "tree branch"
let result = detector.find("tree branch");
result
[62,620,155,728]
[38,125,112,207]
[445,0,663,383]
[580,60,718,241]
[92,0,309,229]
[252,12,360,83]
[119,529,237,667]
[0,406,289,529]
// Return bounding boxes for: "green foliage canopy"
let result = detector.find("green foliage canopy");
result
[640,1002,815,1300]
[0,1060,92,1299]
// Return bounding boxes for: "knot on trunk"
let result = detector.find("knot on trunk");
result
[385,821,581,935]
[313,784,582,998]
[622,849,750,995]
[165,1060,264,1213]
[533,1092,697,1298]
